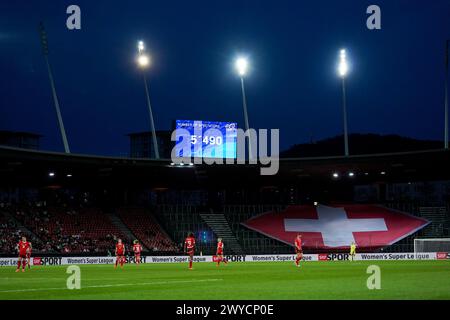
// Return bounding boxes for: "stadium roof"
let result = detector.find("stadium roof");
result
[0,146,449,188]
[0,131,43,138]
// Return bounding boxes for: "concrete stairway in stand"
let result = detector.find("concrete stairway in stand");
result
[199,212,244,255]
[108,213,148,250]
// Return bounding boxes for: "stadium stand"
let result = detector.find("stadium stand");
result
[1,201,183,255]
[1,200,449,255]
[153,205,218,254]
[383,201,450,251]
[1,202,131,254]
[0,210,21,254]
[199,212,244,254]
[0,146,449,256]
[117,207,179,253]
[0,205,44,254]
[224,205,292,254]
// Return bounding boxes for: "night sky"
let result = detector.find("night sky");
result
[1,0,449,156]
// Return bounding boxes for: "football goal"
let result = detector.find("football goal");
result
[414,238,450,258]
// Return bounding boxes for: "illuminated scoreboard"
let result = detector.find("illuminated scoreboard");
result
[174,120,237,159]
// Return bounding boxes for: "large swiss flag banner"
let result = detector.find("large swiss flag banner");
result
[242,204,430,250]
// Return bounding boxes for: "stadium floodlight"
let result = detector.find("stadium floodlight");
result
[135,40,160,159]
[348,172,355,177]
[136,41,150,68]
[235,56,252,158]
[380,171,386,175]
[338,49,349,78]
[66,174,72,177]
[235,57,248,76]
[137,54,150,68]
[138,40,144,53]
[332,172,339,178]
[49,172,55,177]
[338,48,350,157]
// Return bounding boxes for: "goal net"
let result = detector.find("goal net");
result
[414,238,450,255]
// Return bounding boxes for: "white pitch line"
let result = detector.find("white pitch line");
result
[0,278,223,293]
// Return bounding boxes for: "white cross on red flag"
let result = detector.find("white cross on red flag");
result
[242,204,429,249]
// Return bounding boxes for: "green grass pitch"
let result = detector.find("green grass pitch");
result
[1,260,449,299]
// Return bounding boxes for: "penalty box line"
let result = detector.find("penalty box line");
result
[0,278,223,293]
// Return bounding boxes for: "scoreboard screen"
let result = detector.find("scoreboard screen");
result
[174,120,237,159]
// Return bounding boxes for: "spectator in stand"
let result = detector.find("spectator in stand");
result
[1,201,179,255]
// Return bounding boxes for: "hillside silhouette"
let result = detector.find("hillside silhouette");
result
[280,134,443,158]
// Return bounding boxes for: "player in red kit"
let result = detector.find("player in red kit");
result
[216,238,228,267]
[16,236,30,272]
[114,239,126,269]
[133,240,142,265]
[26,242,32,269]
[294,234,303,268]
[184,232,196,270]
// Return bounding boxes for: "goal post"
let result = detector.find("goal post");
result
[414,238,450,256]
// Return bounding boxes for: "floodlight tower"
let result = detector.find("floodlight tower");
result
[235,56,253,159]
[39,22,70,153]
[235,57,250,132]
[445,40,449,149]
[137,40,159,159]
[338,49,349,157]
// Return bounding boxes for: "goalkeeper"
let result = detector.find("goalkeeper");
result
[349,242,356,261]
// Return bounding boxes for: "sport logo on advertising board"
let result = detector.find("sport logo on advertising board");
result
[33,257,42,265]
[318,254,328,261]
[318,253,350,261]
[125,256,147,264]
[436,252,448,260]
[39,257,62,266]
[224,255,246,262]
[328,253,350,261]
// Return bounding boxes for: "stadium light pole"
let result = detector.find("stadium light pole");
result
[39,22,70,153]
[235,57,253,159]
[445,40,449,149]
[137,41,160,159]
[338,49,349,157]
